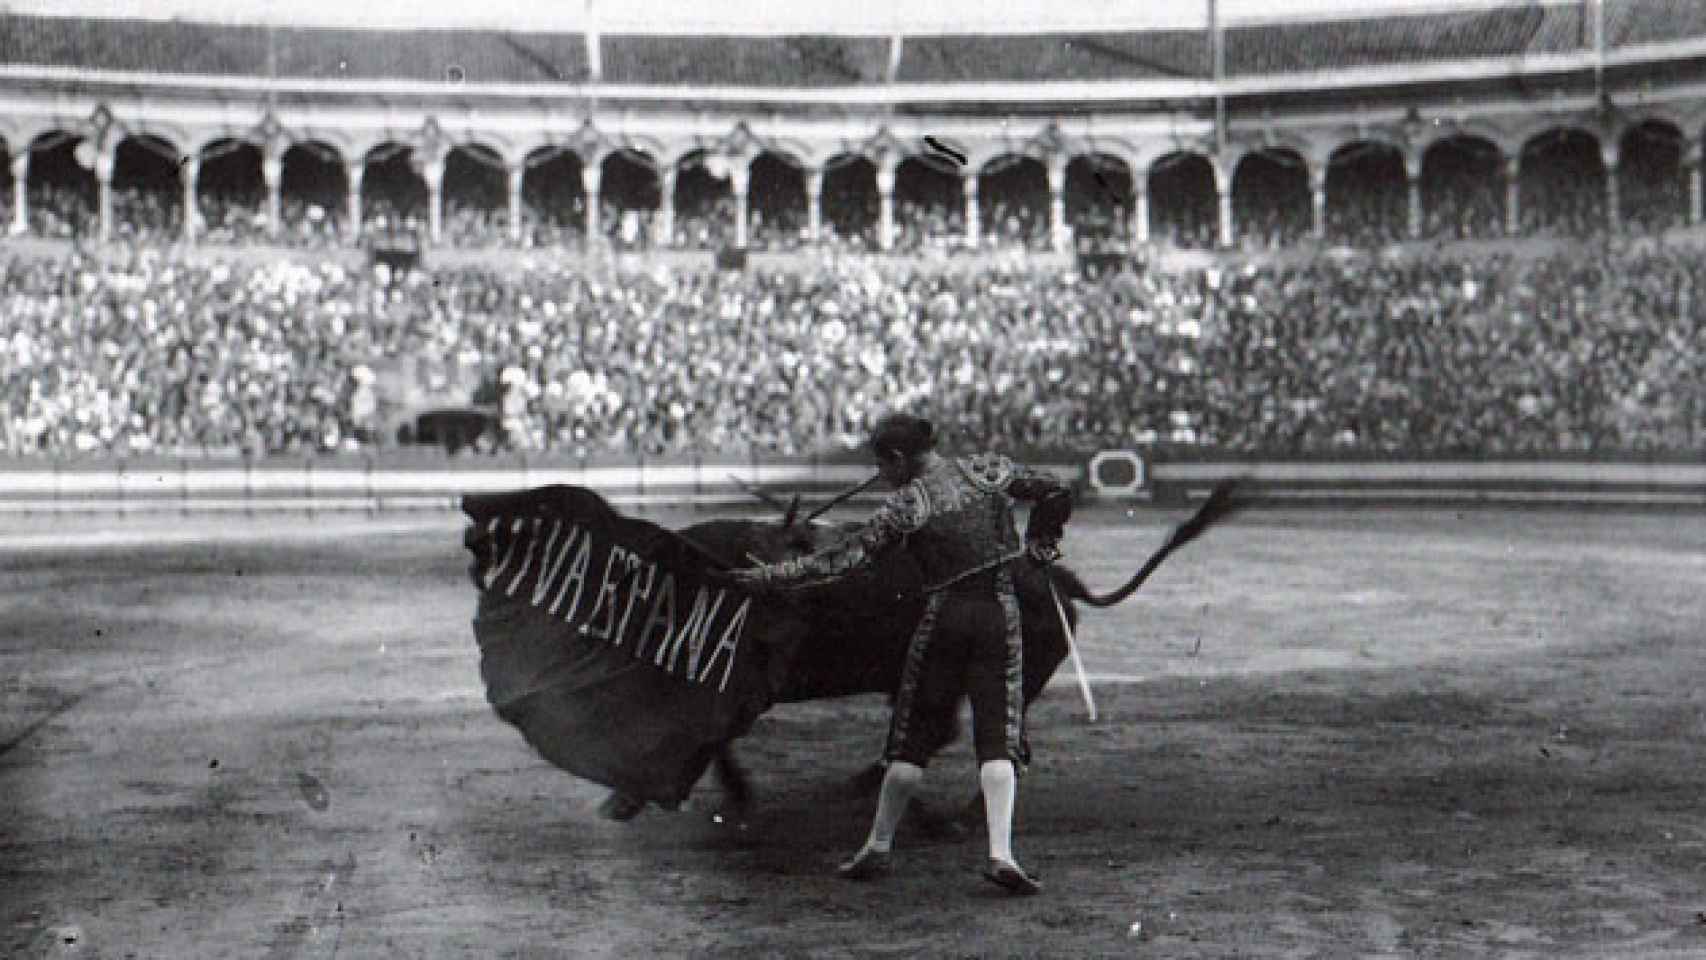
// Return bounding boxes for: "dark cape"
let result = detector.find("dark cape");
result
[463,485,807,807]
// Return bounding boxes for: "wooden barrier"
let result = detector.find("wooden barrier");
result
[0,454,1701,515]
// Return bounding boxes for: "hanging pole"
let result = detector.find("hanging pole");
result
[1211,0,1225,155]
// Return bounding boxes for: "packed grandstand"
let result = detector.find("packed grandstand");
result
[1,0,1703,460]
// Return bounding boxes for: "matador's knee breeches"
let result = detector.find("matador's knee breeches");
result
[884,566,1026,771]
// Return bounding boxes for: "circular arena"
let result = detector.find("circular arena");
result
[4,505,1705,957]
[3,0,1706,957]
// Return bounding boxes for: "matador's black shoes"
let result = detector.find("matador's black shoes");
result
[983,858,1042,895]
[835,846,893,880]
[835,848,1040,894]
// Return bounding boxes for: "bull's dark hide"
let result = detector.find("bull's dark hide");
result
[672,514,1077,710]
[464,487,1081,810]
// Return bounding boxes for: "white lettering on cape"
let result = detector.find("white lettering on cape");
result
[486,514,755,693]
[613,560,659,644]
[483,516,528,590]
[634,572,678,658]
[549,531,594,619]
[656,585,725,676]
[586,546,640,642]
[699,596,752,693]
[504,517,549,598]
[531,523,581,607]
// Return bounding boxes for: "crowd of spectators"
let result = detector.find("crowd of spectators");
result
[5,131,1699,461]
[4,236,1701,460]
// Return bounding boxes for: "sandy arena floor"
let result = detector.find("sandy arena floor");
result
[3,503,1705,958]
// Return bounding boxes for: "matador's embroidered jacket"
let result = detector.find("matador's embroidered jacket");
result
[759,453,1073,593]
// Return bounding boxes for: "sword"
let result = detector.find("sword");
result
[1044,570,1098,723]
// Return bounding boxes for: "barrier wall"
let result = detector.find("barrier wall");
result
[0,456,1080,515]
[1144,458,1706,507]
[0,452,1702,516]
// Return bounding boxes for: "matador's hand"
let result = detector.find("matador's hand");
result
[727,565,780,593]
[1026,539,1062,566]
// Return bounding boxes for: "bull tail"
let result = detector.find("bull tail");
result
[1066,477,1249,608]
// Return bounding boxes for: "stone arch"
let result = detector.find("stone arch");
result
[1065,152,1133,239]
[1517,126,1606,237]
[1131,135,1213,175]
[1225,129,1316,176]
[977,152,1048,249]
[753,138,812,171]
[748,150,805,250]
[443,141,508,242]
[291,127,360,165]
[892,152,962,250]
[111,133,183,241]
[602,147,660,208]
[23,131,96,239]
[195,138,266,241]
[602,148,661,247]
[1147,150,1217,249]
[1079,136,1141,166]
[671,148,733,249]
[447,139,506,169]
[361,140,429,237]
[450,130,523,170]
[605,133,667,168]
[1231,146,1311,249]
[1617,118,1685,233]
[519,144,585,244]
[1420,133,1504,240]
[116,120,191,159]
[1323,139,1407,246]
[278,139,347,240]
[820,152,877,247]
[1412,117,1516,162]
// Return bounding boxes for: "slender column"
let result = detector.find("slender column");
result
[1405,174,1423,240]
[346,161,365,244]
[1601,141,1620,233]
[1047,155,1068,252]
[261,151,283,241]
[1132,180,1150,246]
[658,165,677,248]
[180,154,200,245]
[421,154,445,246]
[1309,165,1327,241]
[1504,154,1521,237]
[1214,158,1234,249]
[729,158,750,248]
[581,159,603,242]
[805,166,824,243]
[876,158,896,252]
[963,173,981,249]
[94,146,115,245]
[1685,139,1699,226]
[506,162,524,246]
[10,154,29,238]
[1402,149,1424,241]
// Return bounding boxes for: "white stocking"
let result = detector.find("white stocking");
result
[980,759,1017,864]
[864,761,923,852]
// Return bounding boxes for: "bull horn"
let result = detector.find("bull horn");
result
[803,474,882,523]
[728,474,793,515]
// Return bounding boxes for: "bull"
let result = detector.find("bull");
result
[596,479,1245,831]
